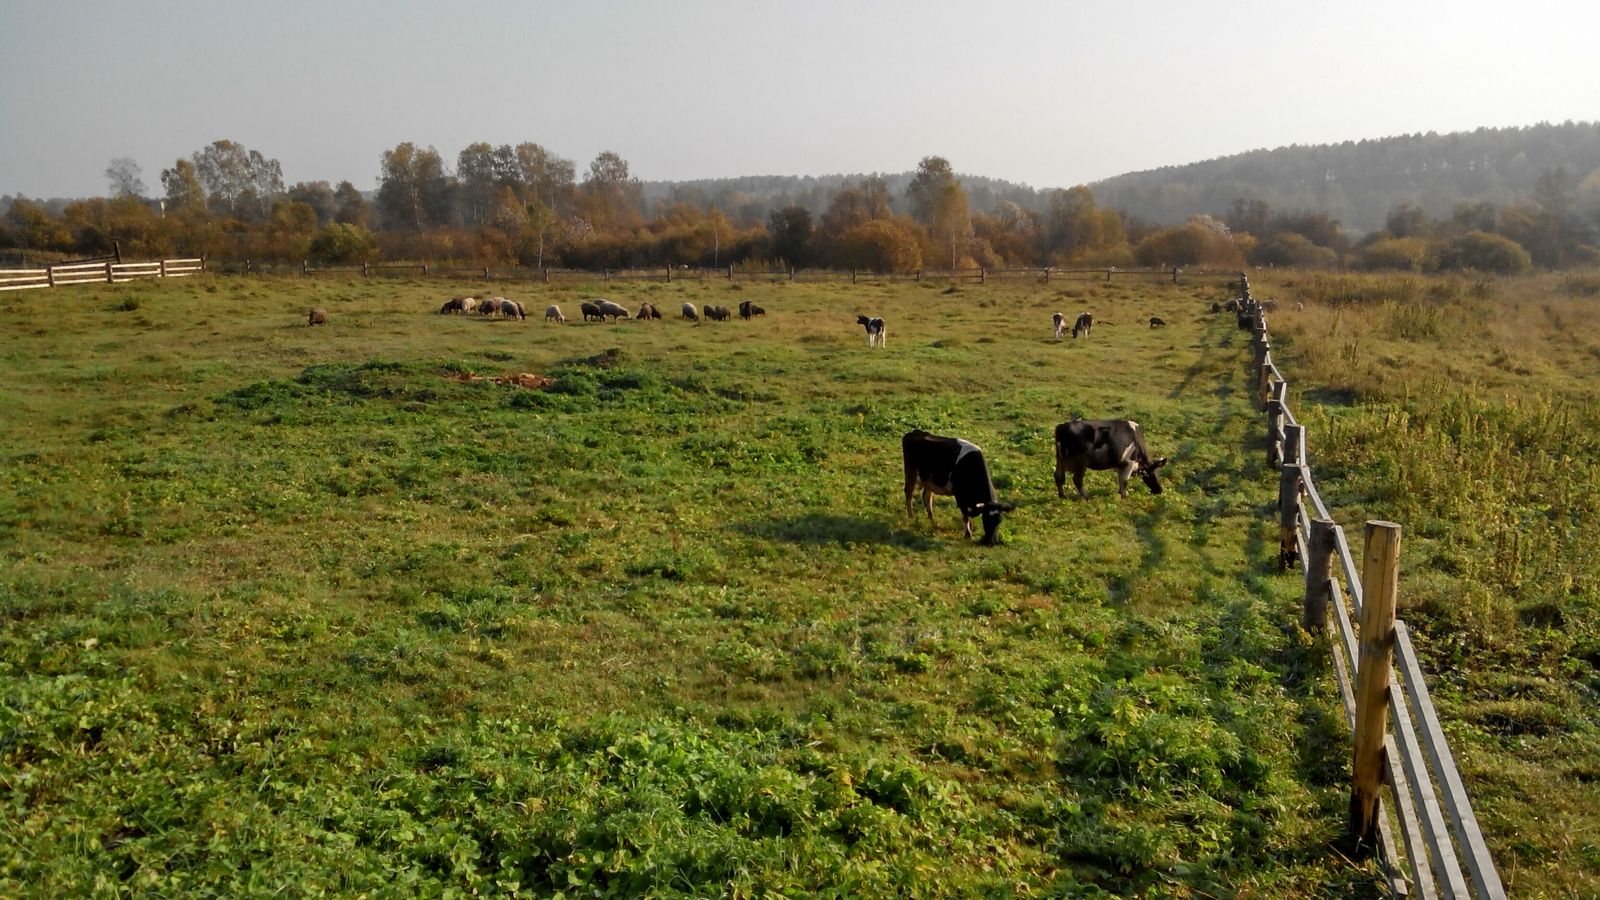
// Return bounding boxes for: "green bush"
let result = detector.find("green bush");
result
[1436,230,1532,275]
[308,222,377,264]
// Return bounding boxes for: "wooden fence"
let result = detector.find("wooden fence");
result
[1238,274,1505,898]
[210,260,1240,286]
[0,257,205,292]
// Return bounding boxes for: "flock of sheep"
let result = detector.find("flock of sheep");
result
[432,296,769,325]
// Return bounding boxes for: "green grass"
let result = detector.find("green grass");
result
[0,270,1535,895]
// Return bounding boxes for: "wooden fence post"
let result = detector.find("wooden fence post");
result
[105,261,115,284]
[980,267,987,285]
[1171,266,1179,284]
[1351,521,1402,853]
[1105,267,1113,282]
[790,266,796,281]
[302,260,309,275]
[1304,518,1337,630]
[1043,267,1050,284]
[1266,379,1288,465]
[727,265,733,280]
[1278,424,1305,571]
[159,259,167,278]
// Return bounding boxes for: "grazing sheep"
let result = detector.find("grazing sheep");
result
[1072,312,1093,339]
[595,299,631,321]
[704,305,731,322]
[460,297,478,313]
[581,301,603,322]
[681,302,700,322]
[477,297,504,316]
[1293,301,1305,311]
[308,308,328,326]
[1052,311,1067,341]
[857,314,886,348]
[500,299,526,320]
[1149,316,1166,328]
[637,302,661,319]
[545,304,566,324]
[1221,298,1241,313]
[738,300,767,320]
[440,296,469,315]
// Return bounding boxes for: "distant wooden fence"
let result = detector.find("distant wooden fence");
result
[211,260,1239,286]
[0,257,205,292]
[1237,275,1505,898]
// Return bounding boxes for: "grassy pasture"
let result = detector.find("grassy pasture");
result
[0,269,1573,895]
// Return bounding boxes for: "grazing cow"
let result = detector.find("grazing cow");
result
[857,314,886,347]
[307,307,328,326]
[902,430,1015,545]
[499,299,526,320]
[637,302,661,319]
[1149,316,1166,328]
[595,299,631,321]
[581,301,603,322]
[1072,312,1093,339]
[1053,418,1169,499]
[681,302,699,322]
[545,304,566,324]
[1052,312,1067,341]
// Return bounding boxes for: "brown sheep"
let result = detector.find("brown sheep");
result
[308,308,328,326]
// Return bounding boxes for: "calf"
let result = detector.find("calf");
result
[595,299,631,321]
[902,430,1014,545]
[307,307,328,326]
[1149,316,1166,328]
[545,304,566,324]
[1052,312,1067,341]
[1054,418,1169,499]
[681,302,699,322]
[1072,312,1093,339]
[857,314,886,348]
[581,301,603,322]
[637,302,661,319]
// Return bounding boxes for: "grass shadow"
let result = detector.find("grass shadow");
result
[736,514,938,550]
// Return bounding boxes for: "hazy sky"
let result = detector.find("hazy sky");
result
[3,0,1597,199]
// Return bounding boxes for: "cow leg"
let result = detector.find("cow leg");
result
[1118,464,1134,498]
[1054,446,1067,498]
[963,516,974,540]
[922,489,936,530]
[1073,469,1087,500]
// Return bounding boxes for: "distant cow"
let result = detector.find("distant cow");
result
[637,302,661,320]
[1052,312,1067,341]
[857,314,886,348]
[545,304,566,324]
[1149,316,1166,328]
[581,301,603,322]
[739,300,767,320]
[902,430,1015,545]
[595,299,631,321]
[1053,418,1169,499]
[681,302,699,322]
[307,307,327,326]
[1072,312,1093,339]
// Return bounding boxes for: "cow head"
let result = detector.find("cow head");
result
[970,501,1016,545]
[1140,456,1169,494]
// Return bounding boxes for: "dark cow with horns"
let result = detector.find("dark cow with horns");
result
[902,430,1015,545]
[1053,418,1169,499]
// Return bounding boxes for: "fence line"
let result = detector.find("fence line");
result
[1236,274,1505,898]
[0,257,204,292]
[206,260,1241,286]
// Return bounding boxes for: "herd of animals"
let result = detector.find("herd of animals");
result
[307,290,1182,547]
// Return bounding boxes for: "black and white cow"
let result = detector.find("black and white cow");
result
[857,314,886,348]
[902,430,1014,545]
[1072,312,1093,339]
[595,299,631,321]
[1053,418,1168,499]
[1052,312,1067,341]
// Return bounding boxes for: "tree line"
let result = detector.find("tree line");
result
[2,131,1597,276]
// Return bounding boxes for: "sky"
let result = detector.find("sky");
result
[2,0,1597,200]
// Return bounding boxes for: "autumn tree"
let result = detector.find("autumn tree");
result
[160,159,207,217]
[286,181,339,226]
[105,158,146,198]
[905,156,957,225]
[576,150,644,233]
[333,181,370,227]
[768,206,813,267]
[191,140,284,221]
[377,143,453,231]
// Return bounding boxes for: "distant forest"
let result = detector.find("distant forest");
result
[3,123,1598,274]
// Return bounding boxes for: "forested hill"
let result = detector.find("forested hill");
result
[640,172,1048,223]
[1089,121,1600,232]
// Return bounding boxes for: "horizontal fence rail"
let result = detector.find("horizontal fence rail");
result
[1237,274,1505,898]
[0,257,204,292]
[205,261,1242,285]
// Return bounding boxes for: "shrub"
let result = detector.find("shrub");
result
[1360,237,1428,272]
[308,223,377,264]
[1436,230,1532,275]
